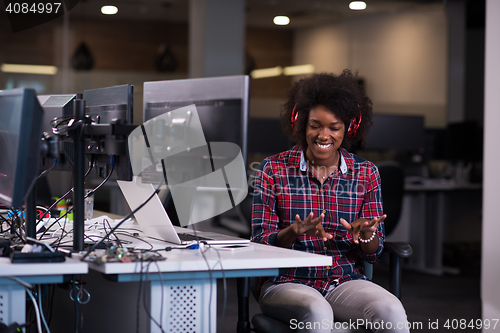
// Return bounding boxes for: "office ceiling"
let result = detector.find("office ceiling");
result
[71,0,444,29]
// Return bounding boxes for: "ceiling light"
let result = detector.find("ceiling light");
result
[250,66,283,79]
[273,16,290,26]
[349,1,367,10]
[101,5,118,15]
[283,64,315,76]
[1,63,58,75]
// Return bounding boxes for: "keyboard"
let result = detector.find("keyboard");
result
[178,233,212,242]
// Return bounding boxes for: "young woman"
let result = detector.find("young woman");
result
[251,70,409,332]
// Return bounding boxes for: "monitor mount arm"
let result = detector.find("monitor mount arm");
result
[26,99,137,251]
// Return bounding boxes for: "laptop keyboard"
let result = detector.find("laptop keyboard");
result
[178,233,212,242]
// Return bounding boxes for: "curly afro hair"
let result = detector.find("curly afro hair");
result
[280,69,373,151]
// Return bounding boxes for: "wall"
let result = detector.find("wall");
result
[0,16,293,198]
[0,16,293,121]
[294,6,448,128]
[482,0,500,324]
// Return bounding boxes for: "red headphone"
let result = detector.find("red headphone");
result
[291,105,299,131]
[347,105,363,138]
[290,104,362,137]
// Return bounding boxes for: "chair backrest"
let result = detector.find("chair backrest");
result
[376,162,405,237]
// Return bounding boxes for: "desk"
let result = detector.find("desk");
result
[78,232,332,333]
[0,257,88,326]
[389,180,482,275]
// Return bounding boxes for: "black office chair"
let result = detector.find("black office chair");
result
[377,161,405,238]
[236,162,412,333]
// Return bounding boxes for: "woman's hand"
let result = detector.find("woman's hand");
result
[293,212,333,241]
[276,212,333,248]
[340,214,386,245]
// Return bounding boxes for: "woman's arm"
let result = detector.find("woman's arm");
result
[340,163,385,257]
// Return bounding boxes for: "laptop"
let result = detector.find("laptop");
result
[117,179,250,245]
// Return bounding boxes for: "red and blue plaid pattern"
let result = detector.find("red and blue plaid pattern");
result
[251,145,385,296]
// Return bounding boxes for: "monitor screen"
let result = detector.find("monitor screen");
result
[362,114,425,152]
[37,94,82,172]
[247,117,293,156]
[141,76,249,226]
[445,121,483,162]
[143,76,249,164]
[83,84,133,181]
[0,88,44,208]
[145,98,243,152]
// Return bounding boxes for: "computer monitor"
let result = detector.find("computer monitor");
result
[248,117,293,156]
[142,76,249,225]
[83,84,134,181]
[362,114,425,153]
[0,88,44,208]
[445,121,483,162]
[143,75,249,164]
[37,94,82,172]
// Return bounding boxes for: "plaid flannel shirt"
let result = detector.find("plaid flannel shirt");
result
[251,145,385,296]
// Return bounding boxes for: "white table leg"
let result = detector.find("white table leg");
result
[0,282,26,327]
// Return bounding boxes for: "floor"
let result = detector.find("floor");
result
[215,263,482,333]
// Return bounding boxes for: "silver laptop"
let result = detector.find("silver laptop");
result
[117,179,250,245]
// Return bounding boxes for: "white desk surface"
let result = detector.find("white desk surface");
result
[405,180,482,191]
[0,257,88,277]
[83,241,332,275]
[81,212,333,276]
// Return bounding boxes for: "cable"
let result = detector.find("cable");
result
[38,285,51,333]
[50,115,91,136]
[38,159,93,222]
[136,256,144,333]
[9,210,26,244]
[113,232,154,251]
[82,180,164,260]
[193,234,213,333]
[26,289,43,333]
[211,246,227,333]
[72,276,81,333]
[188,225,228,333]
[59,162,114,244]
[102,217,123,248]
[86,158,115,196]
[142,261,166,333]
[5,276,33,289]
[153,261,165,332]
[47,284,56,328]
[22,160,57,205]
[40,164,111,245]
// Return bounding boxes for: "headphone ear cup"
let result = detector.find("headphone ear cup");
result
[291,105,299,131]
[347,118,356,138]
[347,120,354,138]
[347,116,361,139]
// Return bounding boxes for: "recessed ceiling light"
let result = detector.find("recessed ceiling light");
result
[250,66,283,79]
[1,63,58,75]
[101,5,118,15]
[349,1,367,10]
[283,64,315,76]
[273,16,290,26]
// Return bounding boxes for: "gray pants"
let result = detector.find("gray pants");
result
[259,279,410,333]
